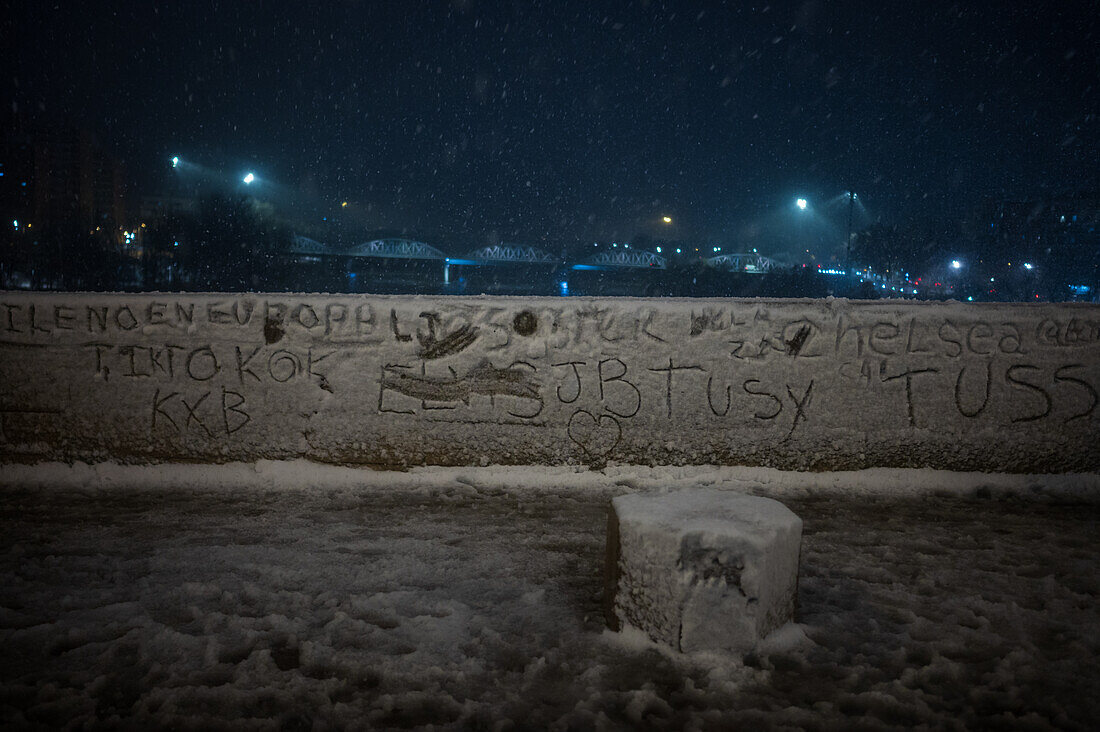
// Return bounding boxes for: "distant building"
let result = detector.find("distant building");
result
[1,120,129,237]
[975,194,1100,300]
[0,127,35,233]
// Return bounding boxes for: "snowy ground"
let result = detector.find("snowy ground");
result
[2,463,1099,730]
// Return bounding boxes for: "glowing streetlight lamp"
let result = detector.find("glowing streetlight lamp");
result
[950,259,962,270]
[662,215,673,224]
[171,156,179,168]
[796,198,808,211]
[242,172,256,185]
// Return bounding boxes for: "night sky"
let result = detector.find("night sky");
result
[6,1,1098,255]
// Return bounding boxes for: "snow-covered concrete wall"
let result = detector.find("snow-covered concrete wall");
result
[1,292,1098,471]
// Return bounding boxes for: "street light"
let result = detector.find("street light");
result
[951,260,962,270]
[796,198,808,211]
[171,156,179,168]
[845,190,856,269]
[243,172,256,185]
[662,215,673,224]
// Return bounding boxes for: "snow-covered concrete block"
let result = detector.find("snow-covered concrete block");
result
[604,489,802,654]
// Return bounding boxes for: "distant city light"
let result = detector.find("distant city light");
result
[171,156,179,168]
[12,219,18,229]
[796,198,808,210]
[950,260,962,269]
[675,248,681,254]
[662,216,672,224]
[341,201,348,208]
[1023,262,1034,270]
[656,246,662,253]
[559,281,569,295]
[243,172,255,184]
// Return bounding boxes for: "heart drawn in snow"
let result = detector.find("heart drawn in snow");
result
[567,409,622,457]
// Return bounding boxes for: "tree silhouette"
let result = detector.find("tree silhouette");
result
[180,195,290,291]
[849,223,934,276]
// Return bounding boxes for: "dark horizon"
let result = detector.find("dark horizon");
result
[5,1,1098,259]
